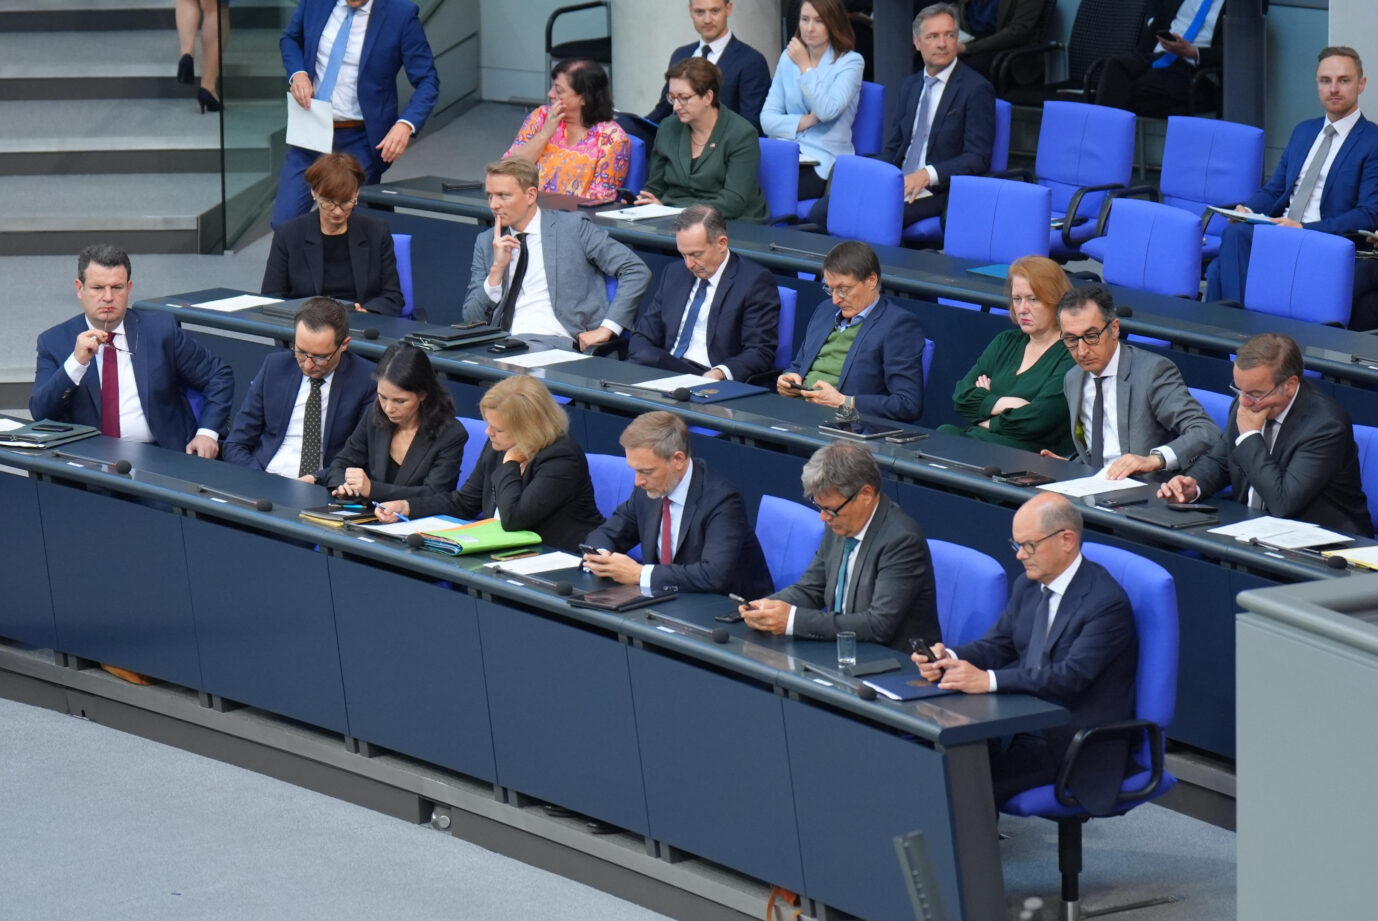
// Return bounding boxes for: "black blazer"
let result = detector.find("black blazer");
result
[645,34,772,132]
[261,211,405,316]
[882,60,995,186]
[322,414,467,503]
[585,459,775,598]
[628,252,780,381]
[408,434,603,552]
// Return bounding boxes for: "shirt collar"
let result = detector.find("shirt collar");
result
[1045,552,1083,598]
[927,58,958,85]
[700,251,730,290]
[513,207,541,239]
[837,295,880,329]
[666,459,694,506]
[1272,383,1301,428]
[1097,340,1122,380]
[340,0,371,11]
[849,499,880,544]
[1328,107,1363,137]
[702,30,731,57]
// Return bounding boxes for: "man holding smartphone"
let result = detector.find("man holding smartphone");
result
[1093,0,1226,117]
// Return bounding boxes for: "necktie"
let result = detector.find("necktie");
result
[315,4,359,102]
[1090,375,1106,469]
[672,280,709,359]
[902,75,939,175]
[660,497,674,563]
[298,376,325,477]
[1024,585,1052,668]
[698,44,711,58]
[495,232,529,331]
[1286,124,1337,222]
[1153,0,1215,68]
[1248,419,1279,510]
[832,536,859,612]
[100,332,120,438]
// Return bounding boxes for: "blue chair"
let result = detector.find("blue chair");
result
[392,233,415,318]
[773,286,797,371]
[1098,199,1201,299]
[851,81,886,157]
[1353,423,1378,532]
[921,338,934,386]
[901,98,1013,248]
[822,156,904,247]
[184,387,205,423]
[1244,226,1355,326]
[754,495,824,591]
[586,452,635,519]
[758,138,801,226]
[1186,387,1231,431]
[927,540,1006,646]
[943,176,1052,262]
[625,134,648,194]
[1001,541,1178,919]
[456,416,487,487]
[1026,101,1135,259]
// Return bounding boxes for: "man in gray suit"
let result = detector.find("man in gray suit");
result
[1055,285,1219,480]
[740,441,939,651]
[463,156,651,351]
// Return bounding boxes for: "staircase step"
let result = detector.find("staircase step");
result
[0,0,287,31]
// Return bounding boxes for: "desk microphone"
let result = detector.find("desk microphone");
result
[554,581,574,597]
[1115,304,1134,319]
[710,627,729,644]
[856,683,878,701]
[598,379,691,402]
[405,533,425,549]
[363,327,380,340]
[1247,536,1347,569]
[113,459,132,475]
[915,451,1001,478]
[194,484,274,512]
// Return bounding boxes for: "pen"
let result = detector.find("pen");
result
[374,500,407,522]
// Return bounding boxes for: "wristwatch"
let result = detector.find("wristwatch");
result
[1149,449,1167,471]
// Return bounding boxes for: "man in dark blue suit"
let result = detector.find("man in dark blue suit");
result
[629,205,780,382]
[641,0,770,134]
[1206,46,1378,301]
[274,0,440,227]
[583,411,774,599]
[30,244,234,458]
[914,493,1138,804]
[807,3,995,230]
[223,297,378,481]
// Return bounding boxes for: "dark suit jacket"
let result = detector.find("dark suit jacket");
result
[772,495,938,651]
[882,61,995,186]
[789,296,926,422]
[961,0,1045,56]
[646,35,772,132]
[629,252,780,381]
[644,106,768,222]
[408,434,604,552]
[1244,114,1378,235]
[584,459,774,598]
[30,309,234,449]
[1182,381,1373,536]
[261,212,405,316]
[223,350,377,476]
[322,414,467,503]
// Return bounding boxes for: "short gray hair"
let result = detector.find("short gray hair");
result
[801,441,881,499]
[619,410,690,460]
[673,203,729,242]
[1036,494,1084,541]
[913,2,959,36]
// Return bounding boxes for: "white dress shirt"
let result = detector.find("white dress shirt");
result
[639,459,694,588]
[265,370,336,478]
[986,553,1084,691]
[907,58,957,186]
[64,320,152,444]
[695,30,732,64]
[785,501,878,636]
[1152,0,1224,63]
[1290,107,1363,225]
[314,0,371,121]
[670,255,731,376]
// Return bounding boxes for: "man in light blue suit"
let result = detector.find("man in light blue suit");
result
[274,0,440,227]
[1206,46,1378,301]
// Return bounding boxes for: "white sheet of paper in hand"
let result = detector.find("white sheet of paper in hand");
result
[285,93,333,154]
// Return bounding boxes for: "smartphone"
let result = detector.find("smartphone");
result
[779,380,808,394]
[488,338,529,354]
[1155,30,1176,42]
[615,187,638,204]
[716,593,752,623]
[578,543,608,556]
[1168,502,1218,513]
[908,637,939,661]
[441,179,482,192]
[450,320,484,330]
[491,548,539,561]
[884,432,929,444]
[31,423,72,432]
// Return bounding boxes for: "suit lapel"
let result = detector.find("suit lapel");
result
[1271,381,1313,462]
[306,222,325,294]
[540,210,559,302]
[348,221,370,306]
[928,65,961,134]
[1115,345,1133,451]
[637,490,663,562]
[360,0,384,70]
[1320,116,1369,213]
[846,497,888,609]
[703,253,738,350]
[125,310,154,425]
[395,428,428,484]
[1044,560,1091,653]
[319,352,350,442]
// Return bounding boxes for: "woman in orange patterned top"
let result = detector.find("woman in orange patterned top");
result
[505,58,630,200]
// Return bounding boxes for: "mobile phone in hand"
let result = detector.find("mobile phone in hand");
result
[908,637,939,662]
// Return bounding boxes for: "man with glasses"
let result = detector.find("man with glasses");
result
[740,441,938,651]
[912,492,1137,803]
[1054,286,1218,479]
[31,243,234,459]
[224,297,377,481]
[1159,333,1372,535]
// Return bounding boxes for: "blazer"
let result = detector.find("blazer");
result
[1243,114,1378,235]
[882,60,995,186]
[223,350,378,476]
[461,209,651,336]
[772,495,939,652]
[408,434,603,552]
[280,0,440,170]
[322,414,467,503]
[789,296,926,422]
[628,251,779,381]
[260,212,405,316]
[961,0,1045,56]
[30,309,234,449]
[646,34,772,132]
[761,45,865,178]
[644,106,768,222]
[584,460,775,599]
[1182,381,1374,536]
[1061,343,1220,477]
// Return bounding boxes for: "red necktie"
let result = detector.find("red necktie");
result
[660,497,673,564]
[100,332,120,438]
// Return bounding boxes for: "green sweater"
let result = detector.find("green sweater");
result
[947,328,1075,455]
[644,106,768,223]
[803,320,863,389]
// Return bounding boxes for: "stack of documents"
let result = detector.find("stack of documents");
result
[1208,516,1352,549]
[413,518,541,556]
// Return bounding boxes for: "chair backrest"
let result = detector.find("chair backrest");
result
[851,81,885,157]
[392,233,414,318]
[1160,116,1266,229]
[586,452,635,518]
[921,338,935,385]
[1034,101,1135,220]
[1244,225,1355,326]
[942,176,1051,261]
[928,539,1007,646]
[1352,423,1378,532]
[754,495,824,591]
[825,156,904,247]
[456,416,488,487]
[625,134,648,194]
[1065,0,1151,84]
[1100,199,1202,298]
[1186,387,1231,431]
[774,286,797,371]
[991,99,1013,173]
[759,138,802,225]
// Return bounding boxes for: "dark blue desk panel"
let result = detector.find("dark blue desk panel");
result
[329,554,496,781]
[0,471,57,649]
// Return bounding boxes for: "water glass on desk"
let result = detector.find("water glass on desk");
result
[836,631,857,669]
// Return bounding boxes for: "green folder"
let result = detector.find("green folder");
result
[417,518,541,556]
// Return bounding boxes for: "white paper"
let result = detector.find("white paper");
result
[359,515,465,537]
[484,551,582,575]
[1205,205,1274,226]
[191,294,283,313]
[494,349,591,368]
[286,93,334,154]
[599,204,685,221]
[639,372,717,392]
[1038,473,1150,498]
[0,418,24,432]
[1208,516,1352,550]
[1323,546,1378,569]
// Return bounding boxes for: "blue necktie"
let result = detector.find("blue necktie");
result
[1153,0,1214,69]
[833,537,859,612]
[315,5,359,101]
[672,280,709,359]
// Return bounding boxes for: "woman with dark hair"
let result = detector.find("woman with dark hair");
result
[324,343,466,503]
[505,58,631,199]
[261,152,405,315]
[635,58,767,222]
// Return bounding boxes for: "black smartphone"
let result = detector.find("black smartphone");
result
[578,543,607,556]
[907,637,938,661]
[716,593,752,623]
[488,338,529,354]
[441,179,482,192]
[1168,502,1218,513]
[1155,30,1176,42]
[615,187,638,204]
[31,423,72,432]
[884,432,929,444]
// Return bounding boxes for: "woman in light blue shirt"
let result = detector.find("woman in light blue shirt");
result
[760,0,864,200]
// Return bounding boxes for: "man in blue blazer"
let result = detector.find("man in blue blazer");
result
[30,245,234,458]
[777,241,926,422]
[274,0,440,227]
[915,493,1138,805]
[641,0,770,134]
[1206,47,1378,301]
[583,411,774,599]
[629,205,780,381]
[223,297,378,481]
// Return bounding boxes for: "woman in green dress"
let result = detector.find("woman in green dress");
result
[941,256,1076,455]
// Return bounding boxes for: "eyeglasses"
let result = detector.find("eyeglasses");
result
[811,492,857,519]
[315,197,357,212]
[1229,381,1285,404]
[822,281,859,299]
[1060,321,1114,350]
[1009,529,1067,555]
[292,343,342,365]
[665,92,700,106]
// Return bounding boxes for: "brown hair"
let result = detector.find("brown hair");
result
[1005,256,1071,327]
[1319,46,1364,78]
[304,153,366,202]
[620,411,690,460]
[485,155,540,191]
[478,375,569,460]
[666,57,722,107]
[795,0,855,56]
[1236,333,1304,386]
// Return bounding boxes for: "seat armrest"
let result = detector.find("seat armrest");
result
[1094,185,1161,237]
[992,167,1034,183]
[1061,182,1127,250]
[545,1,608,53]
[1054,718,1163,810]
[992,41,1063,95]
